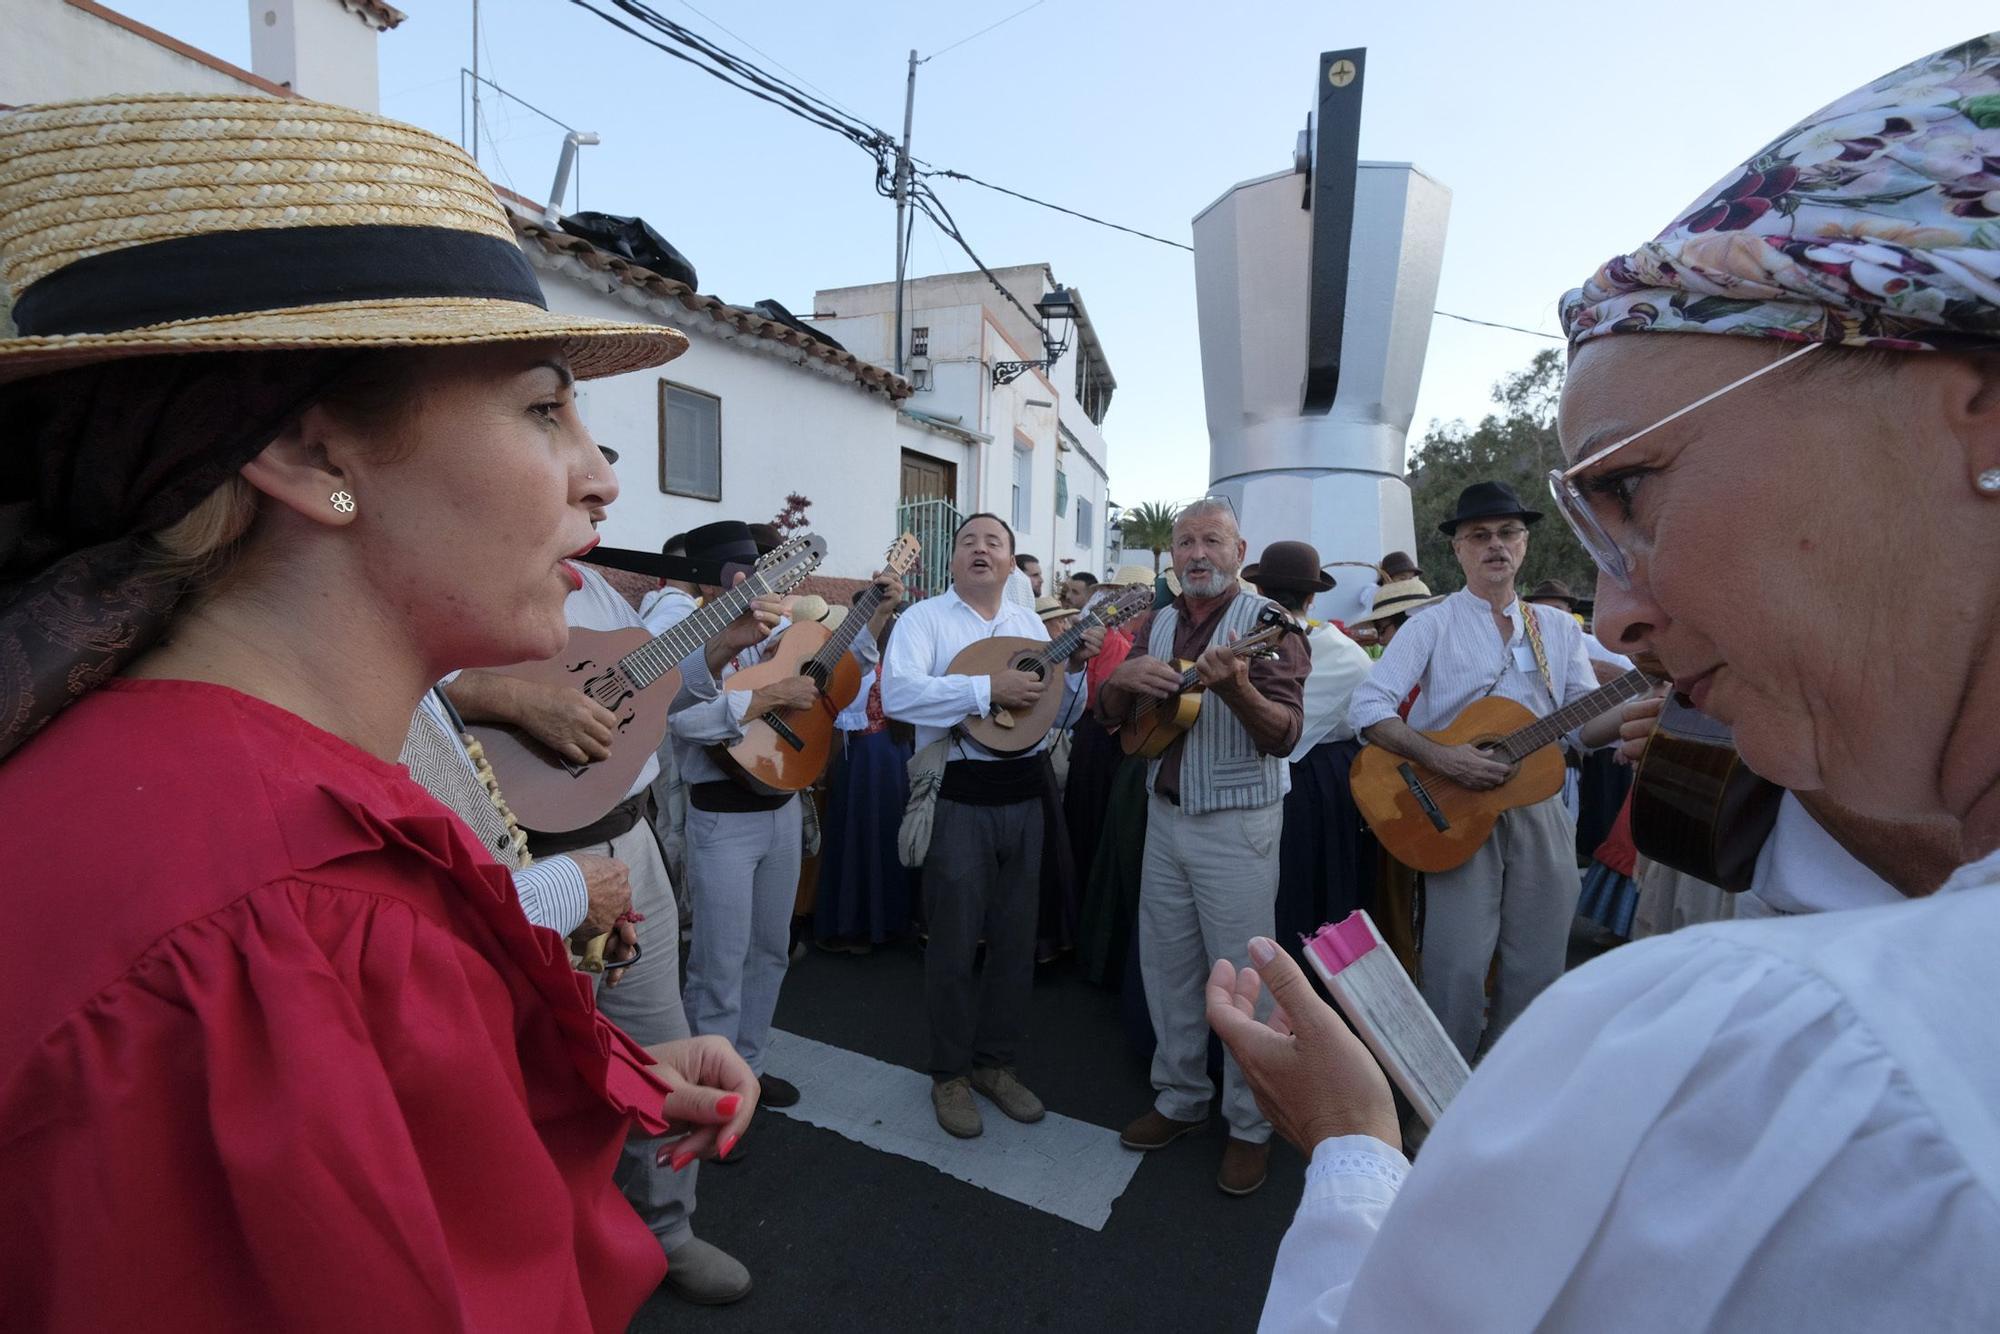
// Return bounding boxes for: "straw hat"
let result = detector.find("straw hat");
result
[1350,576,1444,624]
[1034,594,1071,622]
[1110,564,1155,587]
[0,93,688,384]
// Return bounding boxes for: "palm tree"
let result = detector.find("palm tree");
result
[1120,501,1181,574]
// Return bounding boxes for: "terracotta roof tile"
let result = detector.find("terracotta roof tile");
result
[511,214,913,401]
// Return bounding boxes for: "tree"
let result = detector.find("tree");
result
[1119,501,1181,573]
[770,492,812,537]
[1407,349,1596,597]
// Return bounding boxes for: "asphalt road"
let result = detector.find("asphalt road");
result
[630,940,1306,1333]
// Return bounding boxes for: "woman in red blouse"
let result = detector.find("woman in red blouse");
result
[0,95,756,1330]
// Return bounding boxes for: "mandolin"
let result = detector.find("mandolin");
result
[1628,696,1782,892]
[1118,610,1299,759]
[713,534,922,795]
[467,535,826,832]
[949,583,1154,755]
[1351,667,1656,872]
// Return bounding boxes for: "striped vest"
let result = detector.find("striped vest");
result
[1147,593,1289,816]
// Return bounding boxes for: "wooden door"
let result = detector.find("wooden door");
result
[900,450,956,504]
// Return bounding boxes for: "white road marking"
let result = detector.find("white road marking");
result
[762,1029,1143,1231]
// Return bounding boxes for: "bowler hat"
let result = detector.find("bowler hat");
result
[1380,550,1420,581]
[1438,481,1544,536]
[1526,578,1577,606]
[1242,540,1336,594]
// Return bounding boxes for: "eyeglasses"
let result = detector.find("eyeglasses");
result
[1452,524,1529,546]
[1548,341,1821,588]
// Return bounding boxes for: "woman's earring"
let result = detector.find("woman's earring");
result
[1977,468,2000,495]
[330,490,357,514]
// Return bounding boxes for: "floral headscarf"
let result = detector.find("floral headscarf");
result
[1560,34,2000,351]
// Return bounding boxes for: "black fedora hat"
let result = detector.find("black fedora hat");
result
[747,523,784,555]
[1243,540,1336,594]
[584,521,757,584]
[1438,480,1544,536]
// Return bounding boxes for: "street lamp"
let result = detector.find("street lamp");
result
[992,285,1080,386]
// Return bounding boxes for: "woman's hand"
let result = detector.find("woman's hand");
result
[1206,938,1402,1156]
[643,1035,759,1170]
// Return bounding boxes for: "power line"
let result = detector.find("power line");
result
[1433,310,1563,340]
[923,167,1193,252]
[920,0,1047,64]
[669,0,880,130]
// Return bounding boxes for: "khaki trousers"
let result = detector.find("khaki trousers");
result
[1420,795,1579,1061]
[1138,795,1284,1142]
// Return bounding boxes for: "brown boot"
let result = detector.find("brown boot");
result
[1217,1137,1270,1196]
[1120,1107,1206,1150]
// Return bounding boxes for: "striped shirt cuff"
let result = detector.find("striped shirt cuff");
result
[516,856,590,937]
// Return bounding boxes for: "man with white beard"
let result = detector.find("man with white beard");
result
[1095,498,1310,1197]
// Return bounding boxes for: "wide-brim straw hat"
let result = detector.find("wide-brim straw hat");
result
[0,93,688,384]
[1351,577,1444,624]
[1110,564,1156,587]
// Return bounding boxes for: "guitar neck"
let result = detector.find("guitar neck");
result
[809,583,885,680]
[616,572,776,689]
[1140,625,1287,718]
[1494,667,1654,762]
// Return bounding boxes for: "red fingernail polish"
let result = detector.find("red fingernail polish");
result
[720,1133,739,1159]
[669,1149,694,1172]
[715,1094,741,1118]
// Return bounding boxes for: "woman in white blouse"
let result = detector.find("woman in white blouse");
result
[1213,34,2000,1333]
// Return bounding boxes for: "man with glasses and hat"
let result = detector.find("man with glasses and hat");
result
[1346,481,1618,1062]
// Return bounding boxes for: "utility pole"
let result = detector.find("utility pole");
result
[892,49,917,377]
[470,0,481,165]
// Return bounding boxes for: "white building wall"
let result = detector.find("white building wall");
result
[2,0,270,104]
[533,267,910,585]
[247,0,385,111]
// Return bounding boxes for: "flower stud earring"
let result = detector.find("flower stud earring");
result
[330,490,356,514]
[1978,468,2000,495]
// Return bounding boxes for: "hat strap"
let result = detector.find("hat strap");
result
[11,224,547,336]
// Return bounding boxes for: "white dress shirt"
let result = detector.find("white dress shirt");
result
[1289,624,1375,761]
[1348,588,1598,740]
[566,566,658,797]
[637,584,699,637]
[1259,847,2000,1333]
[880,587,1083,762]
[669,619,879,785]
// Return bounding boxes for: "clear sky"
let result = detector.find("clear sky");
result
[112,1,1997,507]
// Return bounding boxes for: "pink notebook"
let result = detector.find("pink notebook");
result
[1301,911,1470,1127]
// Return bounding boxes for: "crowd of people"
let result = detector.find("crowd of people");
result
[2,28,1998,1334]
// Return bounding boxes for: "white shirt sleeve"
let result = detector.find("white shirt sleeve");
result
[1346,604,1438,736]
[880,604,990,727]
[1292,629,1375,759]
[1262,918,2000,1332]
[513,856,589,937]
[670,687,753,745]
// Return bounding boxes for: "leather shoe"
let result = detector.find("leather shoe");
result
[969,1066,1044,1123]
[931,1076,982,1138]
[663,1235,752,1305]
[1217,1137,1270,1196]
[759,1074,800,1109]
[1119,1107,1206,1151]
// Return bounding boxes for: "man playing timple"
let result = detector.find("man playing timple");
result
[1347,481,1617,1062]
[882,514,1103,1138]
[1096,498,1309,1197]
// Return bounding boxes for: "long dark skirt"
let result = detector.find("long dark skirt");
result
[1063,715,1124,898]
[1036,753,1079,958]
[814,728,916,944]
[1077,757,1150,987]
[1275,739,1376,947]
[1574,747,1633,862]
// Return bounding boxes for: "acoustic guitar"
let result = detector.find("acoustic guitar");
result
[948,583,1154,755]
[1628,696,1782,892]
[713,533,922,796]
[1118,610,1299,759]
[467,535,826,832]
[1351,667,1656,872]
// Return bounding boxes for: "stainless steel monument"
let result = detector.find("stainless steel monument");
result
[1194,49,1450,625]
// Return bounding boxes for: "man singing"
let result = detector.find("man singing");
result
[1096,498,1309,1197]
[881,514,1101,1139]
